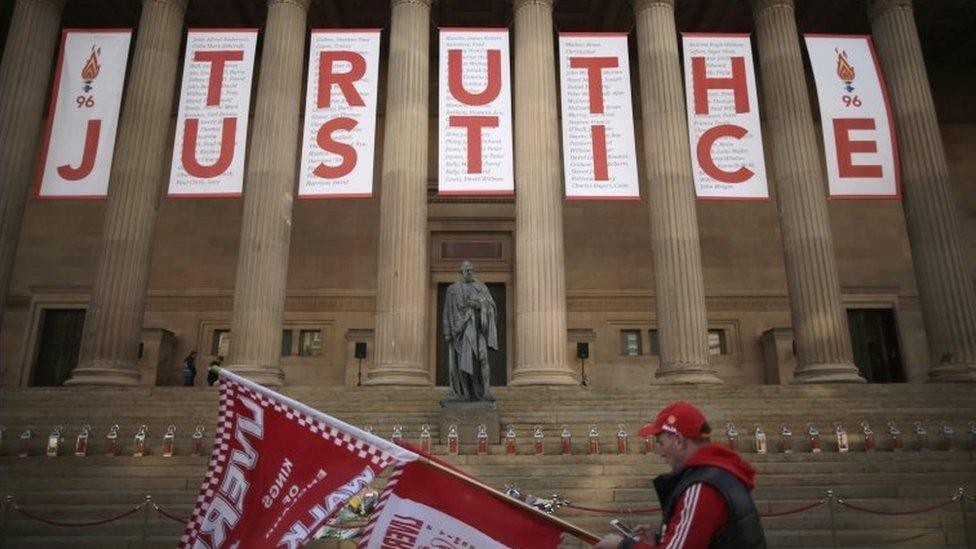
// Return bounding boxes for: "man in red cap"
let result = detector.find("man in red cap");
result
[595,401,766,548]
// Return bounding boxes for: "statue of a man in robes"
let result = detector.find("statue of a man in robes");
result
[441,261,498,403]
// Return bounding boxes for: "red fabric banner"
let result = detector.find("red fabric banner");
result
[180,370,415,548]
[359,460,566,549]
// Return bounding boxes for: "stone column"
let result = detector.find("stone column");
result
[868,0,976,382]
[633,0,720,384]
[226,0,310,387]
[510,0,576,385]
[367,0,431,386]
[0,0,65,328]
[749,0,863,383]
[68,0,188,386]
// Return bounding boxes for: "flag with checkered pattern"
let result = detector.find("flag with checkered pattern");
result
[180,369,416,548]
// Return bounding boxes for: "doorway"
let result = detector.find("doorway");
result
[32,309,86,386]
[436,282,507,387]
[847,308,905,383]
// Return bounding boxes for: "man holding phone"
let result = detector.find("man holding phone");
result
[595,402,766,548]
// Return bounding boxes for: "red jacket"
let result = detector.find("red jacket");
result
[632,443,757,549]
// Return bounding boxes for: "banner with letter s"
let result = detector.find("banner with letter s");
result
[35,29,131,199]
[805,34,900,199]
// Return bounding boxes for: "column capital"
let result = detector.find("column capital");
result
[268,0,311,10]
[750,0,794,13]
[867,0,913,20]
[144,0,189,12]
[392,0,432,8]
[633,0,675,15]
[513,0,555,14]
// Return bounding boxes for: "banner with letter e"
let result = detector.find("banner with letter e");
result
[805,34,900,199]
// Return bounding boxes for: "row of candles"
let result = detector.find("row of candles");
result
[4,420,974,458]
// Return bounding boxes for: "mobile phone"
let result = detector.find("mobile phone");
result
[610,518,633,536]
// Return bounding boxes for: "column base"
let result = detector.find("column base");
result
[226,363,285,387]
[65,362,141,387]
[510,366,578,386]
[792,362,865,384]
[928,362,976,383]
[655,365,723,385]
[364,364,431,386]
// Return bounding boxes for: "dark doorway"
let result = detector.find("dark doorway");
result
[847,308,905,383]
[436,282,507,387]
[32,309,86,386]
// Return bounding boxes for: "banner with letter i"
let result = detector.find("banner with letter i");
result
[558,33,639,200]
[438,28,514,196]
[805,35,900,199]
[35,29,132,199]
[168,29,257,198]
[682,33,768,200]
[299,29,381,198]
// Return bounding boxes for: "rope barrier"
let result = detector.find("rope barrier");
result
[877,531,943,545]
[12,502,143,527]
[759,499,826,517]
[563,503,661,514]
[151,502,188,524]
[836,496,957,516]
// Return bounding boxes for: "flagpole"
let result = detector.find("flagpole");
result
[408,449,602,544]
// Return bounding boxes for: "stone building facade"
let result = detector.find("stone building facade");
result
[1,0,975,389]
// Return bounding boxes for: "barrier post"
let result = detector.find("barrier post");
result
[141,495,152,541]
[960,487,971,549]
[826,490,838,548]
[1,495,12,549]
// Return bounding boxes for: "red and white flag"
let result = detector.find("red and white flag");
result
[359,460,580,549]
[181,369,416,549]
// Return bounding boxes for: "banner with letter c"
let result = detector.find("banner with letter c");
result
[168,29,257,198]
[437,28,514,196]
[805,34,900,199]
[558,33,639,200]
[682,33,768,201]
[299,29,381,199]
[35,29,131,199]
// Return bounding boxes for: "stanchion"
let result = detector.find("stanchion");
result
[960,486,971,549]
[826,490,838,549]
[141,495,152,541]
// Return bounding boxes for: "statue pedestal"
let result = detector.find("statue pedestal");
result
[438,401,500,444]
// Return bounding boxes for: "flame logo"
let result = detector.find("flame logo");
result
[81,46,101,81]
[836,49,855,92]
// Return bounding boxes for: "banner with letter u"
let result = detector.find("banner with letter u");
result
[558,32,639,200]
[805,34,900,199]
[35,29,131,199]
[682,33,768,201]
[437,28,514,196]
[299,29,381,199]
[168,29,257,198]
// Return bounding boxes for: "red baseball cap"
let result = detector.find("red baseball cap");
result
[637,401,711,440]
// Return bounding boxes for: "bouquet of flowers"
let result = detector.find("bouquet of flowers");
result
[315,487,379,540]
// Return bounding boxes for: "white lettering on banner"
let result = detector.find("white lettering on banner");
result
[299,30,381,198]
[36,30,131,199]
[262,458,295,509]
[364,494,505,549]
[804,35,900,199]
[168,29,257,197]
[681,33,768,200]
[558,33,639,200]
[438,29,514,196]
[276,468,375,549]
[196,395,264,548]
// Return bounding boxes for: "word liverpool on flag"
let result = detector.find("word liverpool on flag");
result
[180,369,415,548]
[36,29,132,199]
[359,460,572,549]
[805,34,900,199]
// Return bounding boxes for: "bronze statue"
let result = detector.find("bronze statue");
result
[442,261,498,403]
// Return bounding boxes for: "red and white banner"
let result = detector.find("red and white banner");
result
[181,369,416,549]
[558,33,639,200]
[35,29,131,199]
[168,29,257,198]
[438,29,514,196]
[682,34,768,200]
[299,30,381,199]
[359,460,569,549]
[805,35,900,199]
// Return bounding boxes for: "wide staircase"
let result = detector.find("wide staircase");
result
[1,384,975,547]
